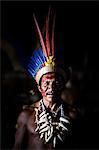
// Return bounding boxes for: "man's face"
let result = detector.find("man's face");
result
[38,72,65,103]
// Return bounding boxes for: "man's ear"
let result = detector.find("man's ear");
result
[38,85,42,93]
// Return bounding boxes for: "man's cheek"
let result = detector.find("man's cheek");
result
[55,86,60,91]
[40,89,46,97]
[55,86,63,94]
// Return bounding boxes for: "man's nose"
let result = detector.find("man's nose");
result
[48,83,54,90]
[48,83,52,89]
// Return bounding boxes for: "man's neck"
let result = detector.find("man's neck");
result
[42,98,56,111]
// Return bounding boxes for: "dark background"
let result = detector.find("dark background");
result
[1,1,99,149]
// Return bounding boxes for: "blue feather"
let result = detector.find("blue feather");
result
[31,57,39,66]
[27,48,47,79]
[28,63,35,72]
[30,58,39,68]
[34,51,43,64]
[28,68,35,77]
[38,48,46,62]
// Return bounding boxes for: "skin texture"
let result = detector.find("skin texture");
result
[38,73,65,109]
[13,105,48,150]
[13,73,70,150]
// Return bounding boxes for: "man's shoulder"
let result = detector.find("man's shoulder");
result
[22,100,40,111]
[17,101,40,125]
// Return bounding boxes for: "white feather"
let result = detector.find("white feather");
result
[40,132,44,139]
[35,126,39,132]
[39,110,46,118]
[46,130,53,142]
[39,122,48,130]
[60,117,70,124]
[45,132,48,142]
[53,136,56,147]
[59,122,68,131]
[57,134,63,141]
[39,126,50,133]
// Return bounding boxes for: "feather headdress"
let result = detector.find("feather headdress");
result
[28,8,67,84]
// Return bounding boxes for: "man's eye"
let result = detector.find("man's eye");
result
[43,82,49,87]
[43,83,47,87]
[55,81,59,85]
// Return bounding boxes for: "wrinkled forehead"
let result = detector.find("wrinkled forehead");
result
[41,72,63,82]
[42,73,55,79]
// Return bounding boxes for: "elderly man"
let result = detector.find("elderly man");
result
[13,9,71,150]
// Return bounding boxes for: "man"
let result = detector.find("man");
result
[13,9,71,149]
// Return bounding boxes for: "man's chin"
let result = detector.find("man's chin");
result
[46,96,53,102]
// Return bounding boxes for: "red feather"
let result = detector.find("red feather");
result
[46,16,50,56]
[33,14,48,57]
[52,13,56,57]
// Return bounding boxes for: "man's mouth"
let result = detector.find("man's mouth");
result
[46,92,54,96]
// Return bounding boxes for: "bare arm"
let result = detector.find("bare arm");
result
[13,111,29,149]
